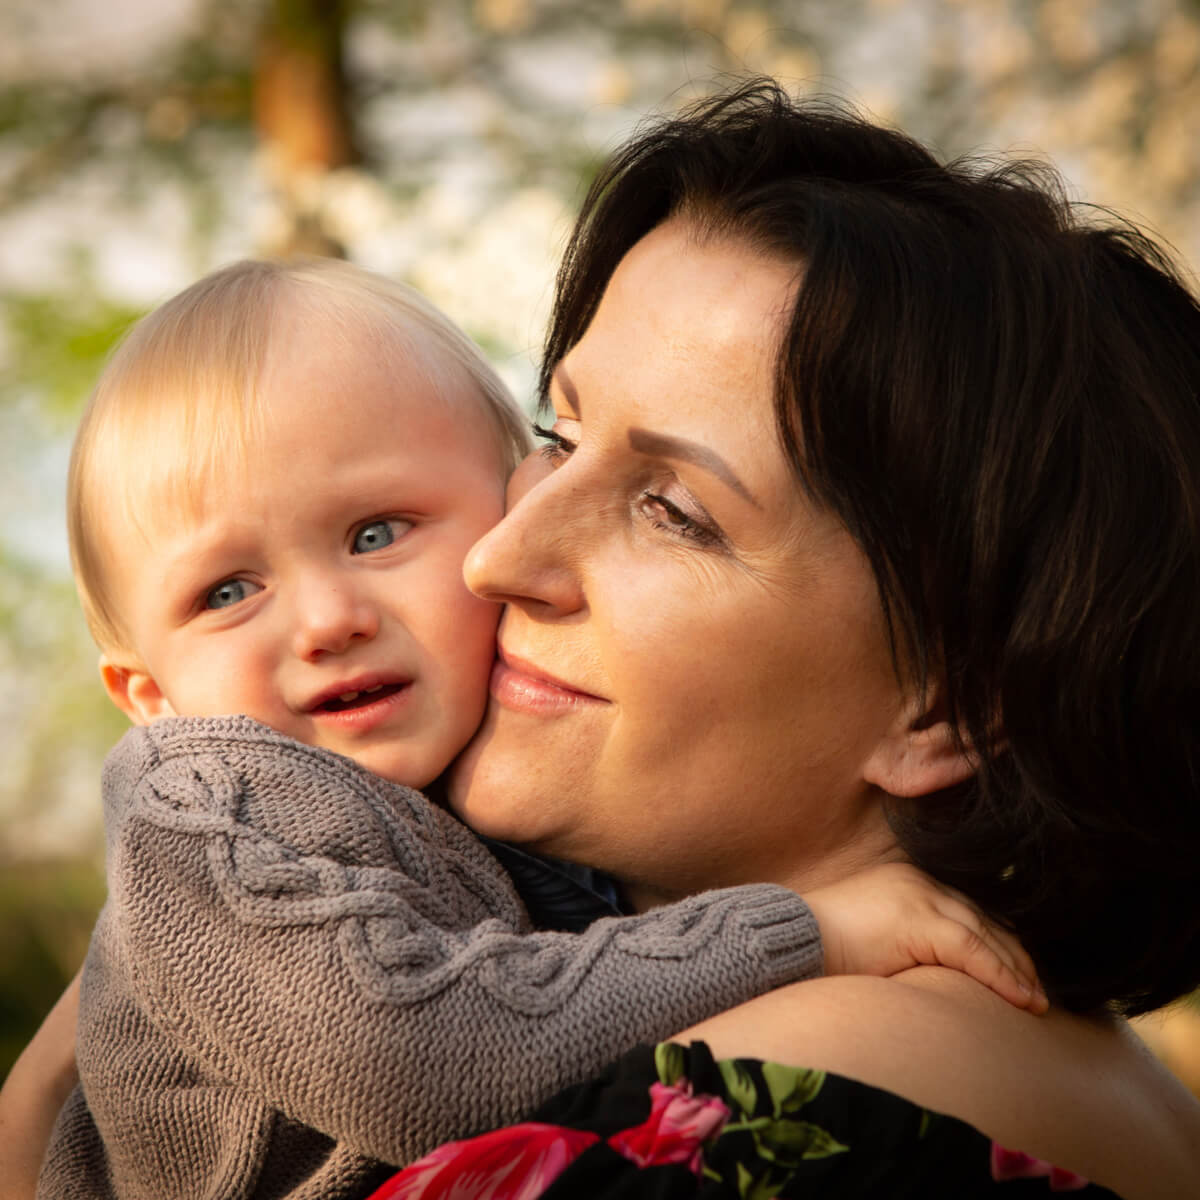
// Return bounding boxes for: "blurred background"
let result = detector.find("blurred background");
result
[1,0,1198,1088]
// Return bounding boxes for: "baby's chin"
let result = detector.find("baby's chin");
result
[329,742,444,794]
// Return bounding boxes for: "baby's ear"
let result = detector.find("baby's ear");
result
[99,655,177,726]
[862,687,978,798]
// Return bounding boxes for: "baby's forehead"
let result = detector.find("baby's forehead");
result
[103,384,504,580]
[88,272,519,541]
[143,380,498,514]
[268,296,508,428]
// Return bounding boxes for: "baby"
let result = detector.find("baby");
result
[36,259,1038,1200]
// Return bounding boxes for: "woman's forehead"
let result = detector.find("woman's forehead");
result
[602,218,799,330]
[560,222,797,442]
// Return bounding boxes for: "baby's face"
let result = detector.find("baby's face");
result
[102,323,508,788]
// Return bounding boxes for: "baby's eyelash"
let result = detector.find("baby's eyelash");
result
[531,422,575,462]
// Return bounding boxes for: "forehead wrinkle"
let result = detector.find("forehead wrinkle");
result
[110,462,243,577]
[102,377,269,572]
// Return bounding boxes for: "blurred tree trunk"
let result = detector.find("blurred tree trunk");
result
[253,0,359,257]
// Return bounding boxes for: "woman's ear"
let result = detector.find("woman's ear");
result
[98,654,177,726]
[862,687,978,798]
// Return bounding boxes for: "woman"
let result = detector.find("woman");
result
[7,83,1200,1197]
[377,83,1200,1196]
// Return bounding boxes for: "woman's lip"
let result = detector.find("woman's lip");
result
[490,652,606,714]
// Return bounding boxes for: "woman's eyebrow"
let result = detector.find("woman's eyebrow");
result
[554,364,759,507]
[627,427,761,508]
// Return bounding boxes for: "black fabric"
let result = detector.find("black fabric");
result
[530,1043,1125,1200]
[481,838,628,932]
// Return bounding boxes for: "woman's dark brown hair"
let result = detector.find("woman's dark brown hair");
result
[542,80,1200,1016]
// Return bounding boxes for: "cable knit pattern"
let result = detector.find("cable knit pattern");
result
[38,715,822,1200]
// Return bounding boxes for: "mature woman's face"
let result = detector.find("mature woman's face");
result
[450,220,909,908]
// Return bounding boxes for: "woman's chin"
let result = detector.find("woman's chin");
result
[445,722,486,816]
[445,716,536,842]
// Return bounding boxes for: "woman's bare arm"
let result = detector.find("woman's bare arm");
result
[0,972,81,1200]
[676,967,1200,1200]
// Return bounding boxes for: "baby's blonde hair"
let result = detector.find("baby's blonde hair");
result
[68,258,531,653]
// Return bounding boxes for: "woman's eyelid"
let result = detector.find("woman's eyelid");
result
[531,420,578,460]
[548,414,581,442]
[532,419,727,545]
[644,486,725,546]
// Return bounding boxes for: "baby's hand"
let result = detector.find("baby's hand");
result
[805,863,1048,1013]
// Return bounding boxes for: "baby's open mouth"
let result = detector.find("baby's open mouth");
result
[318,683,406,712]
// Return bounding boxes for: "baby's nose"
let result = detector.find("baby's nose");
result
[291,584,380,660]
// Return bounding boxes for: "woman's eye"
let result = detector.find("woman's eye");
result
[204,578,260,610]
[641,492,721,547]
[531,422,576,464]
[352,519,410,554]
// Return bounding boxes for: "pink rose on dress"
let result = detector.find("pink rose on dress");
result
[607,1079,731,1177]
[366,1122,600,1200]
[990,1141,1090,1191]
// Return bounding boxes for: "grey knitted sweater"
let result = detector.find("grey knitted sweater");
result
[38,716,822,1200]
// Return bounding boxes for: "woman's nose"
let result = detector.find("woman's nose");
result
[291,580,380,661]
[463,453,585,615]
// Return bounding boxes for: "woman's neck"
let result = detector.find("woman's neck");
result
[621,822,905,914]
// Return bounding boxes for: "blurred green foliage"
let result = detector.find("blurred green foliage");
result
[0,860,104,1078]
[0,273,140,878]
[0,275,136,1079]
[0,282,144,422]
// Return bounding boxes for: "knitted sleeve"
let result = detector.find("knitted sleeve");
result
[102,716,822,1167]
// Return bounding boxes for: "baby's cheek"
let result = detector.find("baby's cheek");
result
[426,582,499,712]
[459,587,502,649]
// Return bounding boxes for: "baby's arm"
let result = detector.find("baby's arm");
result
[83,717,822,1169]
[71,717,1042,1178]
[29,733,1037,1197]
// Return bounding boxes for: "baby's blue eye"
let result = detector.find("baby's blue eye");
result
[353,520,399,554]
[205,579,256,610]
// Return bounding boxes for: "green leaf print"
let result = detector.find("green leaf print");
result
[761,1062,825,1115]
[654,1042,688,1087]
[754,1117,849,1165]
[735,1159,786,1200]
[717,1059,760,1117]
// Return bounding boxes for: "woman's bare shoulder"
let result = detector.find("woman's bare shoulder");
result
[894,969,1200,1197]
[680,969,1200,1200]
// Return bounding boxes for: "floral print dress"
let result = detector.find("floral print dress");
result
[365,1040,1122,1200]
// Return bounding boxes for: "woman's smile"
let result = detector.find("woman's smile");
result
[489,647,609,713]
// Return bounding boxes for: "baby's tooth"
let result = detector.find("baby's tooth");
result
[339,691,359,702]
[365,685,382,694]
